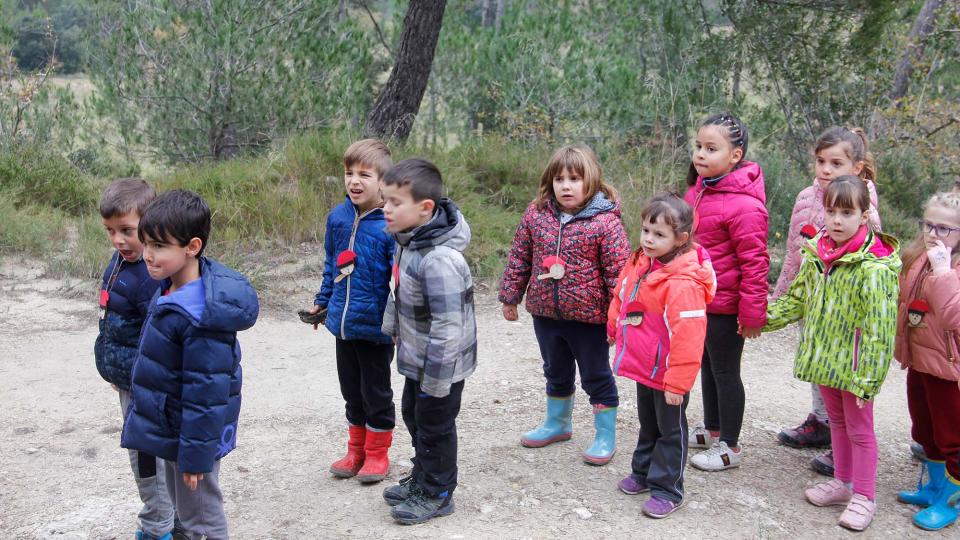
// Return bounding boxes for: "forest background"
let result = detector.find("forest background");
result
[1,0,958,283]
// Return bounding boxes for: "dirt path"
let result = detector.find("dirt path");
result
[0,254,951,539]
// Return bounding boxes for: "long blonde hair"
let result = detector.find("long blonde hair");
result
[534,144,617,211]
[901,191,960,273]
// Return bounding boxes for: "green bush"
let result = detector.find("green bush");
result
[0,198,63,254]
[0,144,94,214]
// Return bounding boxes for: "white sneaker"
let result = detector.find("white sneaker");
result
[691,441,741,471]
[688,423,716,449]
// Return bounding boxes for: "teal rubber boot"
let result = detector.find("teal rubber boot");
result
[521,395,573,448]
[582,405,617,465]
[914,471,960,531]
[899,459,946,507]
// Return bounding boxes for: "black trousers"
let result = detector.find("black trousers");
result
[401,377,464,497]
[631,383,690,503]
[336,338,395,430]
[532,316,619,407]
[700,313,745,446]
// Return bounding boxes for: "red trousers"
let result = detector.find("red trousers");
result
[907,368,960,479]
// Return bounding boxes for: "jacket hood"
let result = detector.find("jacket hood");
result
[395,198,471,252]
[550,191,620,220]
[697,161,766,204]
[643,244,717,302]
[159,257,260,332]
[803,231,901,271]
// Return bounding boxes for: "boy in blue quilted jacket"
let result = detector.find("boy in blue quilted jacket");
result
[303,139,397,483]
[95,178,181,540]
[121,189,259,539]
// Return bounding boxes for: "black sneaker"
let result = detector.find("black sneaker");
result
[390,487,455,525]
[383,474,415,506]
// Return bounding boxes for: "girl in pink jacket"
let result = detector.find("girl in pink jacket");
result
[894,191,960,532]
[499,144,630,466]
[683,113,769,472]
[773,127,881,478]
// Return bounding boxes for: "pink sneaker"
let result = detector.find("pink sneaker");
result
[804,479,853,507]
[838,494,876,531]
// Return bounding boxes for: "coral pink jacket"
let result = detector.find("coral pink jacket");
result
[684,161,769,328]
[895,255,960,382]
[773,179,881,299]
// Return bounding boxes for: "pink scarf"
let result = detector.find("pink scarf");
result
[816,225,868,268]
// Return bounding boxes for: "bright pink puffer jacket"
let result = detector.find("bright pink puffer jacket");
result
[772,179,880,299]
[683,161,769,328]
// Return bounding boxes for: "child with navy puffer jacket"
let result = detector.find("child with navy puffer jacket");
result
[122,190,259,539]
[95,178,179,540]
[304,139,397,483]
[499,144,630,466]
[683,113,769,473]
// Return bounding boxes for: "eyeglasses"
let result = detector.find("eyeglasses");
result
[918,220,960,237]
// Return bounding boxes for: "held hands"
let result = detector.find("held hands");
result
[182,472,204,491]
[664,391,683,406]
[927,240,953,275]
[502,304,518,321]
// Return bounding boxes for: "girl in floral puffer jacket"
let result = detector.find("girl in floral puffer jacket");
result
[499,144,629,466]
[774,128,883,477]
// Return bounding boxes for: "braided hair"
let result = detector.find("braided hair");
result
[687,113,750,186]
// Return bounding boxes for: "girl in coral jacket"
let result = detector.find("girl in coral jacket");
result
[773,127,882,479]
[608,194,716,519]
[894,191,960,532]
[683,113,769,472]
[761,177,900,532]
[499,144,630,466]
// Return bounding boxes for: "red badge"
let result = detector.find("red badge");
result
[536,255,566,281]
[334,250,357,283]
[908,299,930,328]
[622,300,644,326]
[99,289,109,309]
[800,224,818,239]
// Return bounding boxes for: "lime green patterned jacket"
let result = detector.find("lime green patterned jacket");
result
[764,232,901,399]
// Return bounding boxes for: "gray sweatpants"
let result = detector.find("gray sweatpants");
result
[119,390,176,538]
[164,459,228,540]
[630,383,690,503]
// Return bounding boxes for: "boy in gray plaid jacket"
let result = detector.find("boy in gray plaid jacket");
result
[379,158,477,525]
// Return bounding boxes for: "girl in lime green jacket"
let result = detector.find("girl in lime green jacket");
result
[759,176,900,532]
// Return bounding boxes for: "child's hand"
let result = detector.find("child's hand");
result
[182,472,204,491]
[607,336,615,346]
[304,305,324,330]
[664,391,683,406]
[502,304,518,321]
[111,383,119,391]
[856,397,867,409]
[927,240,953,274]
[739,325,762,339]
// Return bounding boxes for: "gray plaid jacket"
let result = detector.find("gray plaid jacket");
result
[382,199,477,397]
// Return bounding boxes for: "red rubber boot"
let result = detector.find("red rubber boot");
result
[356,428,393,483]
[330,425,366,478]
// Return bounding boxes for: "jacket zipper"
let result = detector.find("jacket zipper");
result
[650,343,662,380]
[339,207,377,340]
[612,266,652,377]
[553,218,565,319]
[852,327,861,372]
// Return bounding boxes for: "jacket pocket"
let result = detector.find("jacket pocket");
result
[615,321,664,383]
[132,386,171,433]
[944,330,960,364]
[852,327,862,372]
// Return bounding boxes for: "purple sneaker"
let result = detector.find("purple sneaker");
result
[642,495,685,519]
[618,475,650,495]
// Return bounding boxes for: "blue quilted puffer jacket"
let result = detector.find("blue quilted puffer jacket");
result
[314,197,394,344]
[94,253,160,390]
[121,257,259,473]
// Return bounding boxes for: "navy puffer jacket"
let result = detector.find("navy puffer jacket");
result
[94,253,160,390]
[314,197,394,344]
[121,257,259,473]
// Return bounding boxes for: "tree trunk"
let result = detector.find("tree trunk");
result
[365,0,447,140]
[889,0,943,104]
[482,0,503,29]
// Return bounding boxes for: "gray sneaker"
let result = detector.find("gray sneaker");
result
[390,487,455,525]
[383,474,415,506]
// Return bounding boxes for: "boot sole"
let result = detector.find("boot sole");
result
[330,468,359,478]
[521,432,572,448]
[357,473,387,484]
[583,450,615,466]
[642,499,686,519]
[392,501,455,525]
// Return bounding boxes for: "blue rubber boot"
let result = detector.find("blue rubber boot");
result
[914,471,960,531]
[899,459,946,507]
[136,531,172,540]
[521,395,573,448]
[582,405,617,465]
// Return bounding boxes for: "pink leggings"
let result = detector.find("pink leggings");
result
[819,385,878,500]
